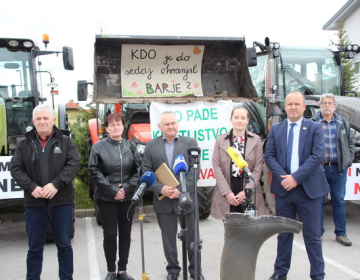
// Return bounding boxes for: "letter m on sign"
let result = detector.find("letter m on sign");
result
[0,162,10,172]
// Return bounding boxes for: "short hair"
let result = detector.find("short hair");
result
[319,93,337,106]
[104,113,125,127]
[285,91,305,103]
[159,111,177,125]
[231,106,249,119]
[32,104,55,119]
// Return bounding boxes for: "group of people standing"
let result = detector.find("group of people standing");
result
[10,89,354,280]
[10,105,203,280]
[263,92,354,280]
[88,110,202,280]
[210,91,354,280]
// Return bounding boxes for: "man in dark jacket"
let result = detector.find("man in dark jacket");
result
[315,93,355,246]
[10,104,80,280]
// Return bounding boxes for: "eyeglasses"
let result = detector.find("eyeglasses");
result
[320,102,335,106]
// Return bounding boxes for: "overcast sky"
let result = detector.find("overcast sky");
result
[0,0,349,107]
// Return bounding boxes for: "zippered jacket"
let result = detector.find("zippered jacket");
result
[88,137,142,202]
[314,112,355,172]
[10,127,80,207]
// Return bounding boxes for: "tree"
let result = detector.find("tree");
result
[71,106,96,184]
[330,20,359,95]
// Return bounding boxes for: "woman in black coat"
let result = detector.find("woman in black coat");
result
[89,113,142,280]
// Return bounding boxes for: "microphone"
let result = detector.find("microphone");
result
[173,154,188,175]
[132,171,156,202]
[187,146,201,167]
[227,147,255,180]
[187,146,201,157]
[173,154,192,206]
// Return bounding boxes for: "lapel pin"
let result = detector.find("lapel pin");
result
[302,127,307,130]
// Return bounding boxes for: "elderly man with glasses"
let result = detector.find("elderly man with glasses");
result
[314,93,355,246]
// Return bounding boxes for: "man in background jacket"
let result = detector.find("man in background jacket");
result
[11,104,80,280]
[314,93,355,246]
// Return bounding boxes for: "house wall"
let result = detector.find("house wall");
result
[344,6,360,89]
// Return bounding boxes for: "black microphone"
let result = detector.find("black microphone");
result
[187,146,201,157]
[187,146,201,166]
[132,172,156,202]
[173,154,192,206]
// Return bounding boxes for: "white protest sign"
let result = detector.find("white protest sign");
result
[345,163,360,200]
[0,156,24,199]
[150,101,233,187]
[121,44,204,98]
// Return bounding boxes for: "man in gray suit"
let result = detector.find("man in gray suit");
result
[142,111,201,280]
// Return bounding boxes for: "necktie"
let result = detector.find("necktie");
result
[286,123,296,174]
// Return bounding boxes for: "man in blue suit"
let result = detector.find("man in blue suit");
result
[265,91,329,280]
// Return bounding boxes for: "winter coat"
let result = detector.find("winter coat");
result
[10,127,80,207]
[211,129,267,220]
[88,137,142,202]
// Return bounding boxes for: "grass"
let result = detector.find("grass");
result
[75,179,94,210]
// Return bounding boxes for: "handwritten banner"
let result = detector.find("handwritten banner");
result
[121,45,204,98]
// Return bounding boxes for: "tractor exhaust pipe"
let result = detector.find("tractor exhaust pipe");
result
[220,213,302,280]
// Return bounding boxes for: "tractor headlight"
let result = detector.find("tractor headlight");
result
[8,40,19,47]
[23,41,33,48]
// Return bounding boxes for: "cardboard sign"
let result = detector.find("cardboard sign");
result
[121,44,204,98]
[155,162,179,200]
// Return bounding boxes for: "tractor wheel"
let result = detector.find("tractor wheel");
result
[197,186,215,220]
[262,163,276,215]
